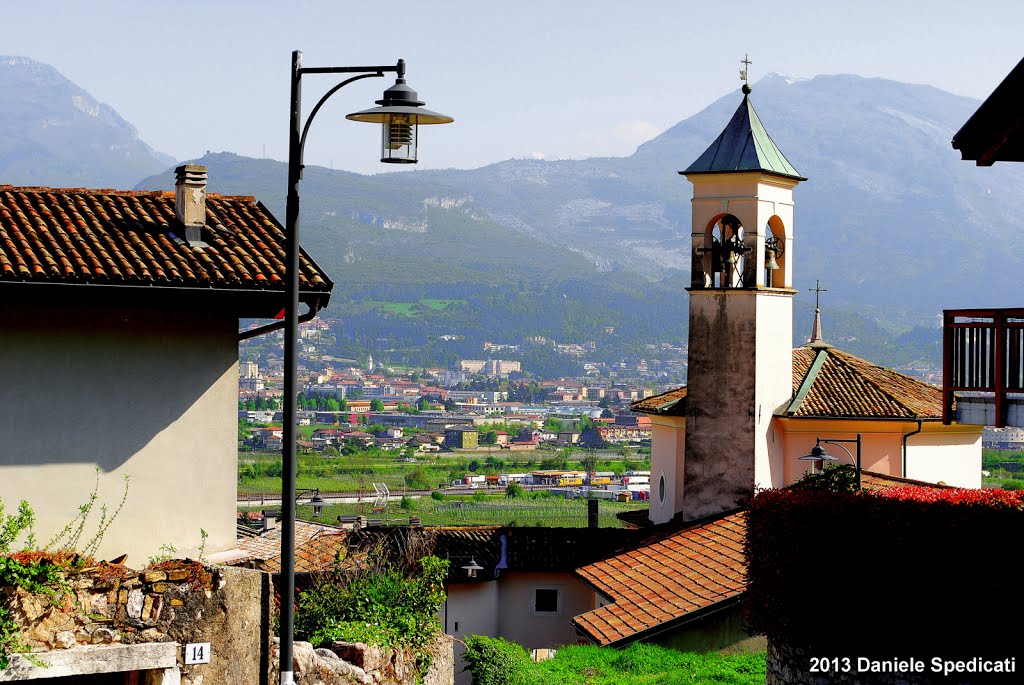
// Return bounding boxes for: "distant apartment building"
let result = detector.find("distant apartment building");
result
[595,417,652,444]
[984,426,1024,450]
[239,360,259,379]
[458,359,521,377]
[459,360,487,374]
[486,359,520,376]
[483,341,519,353]
[445,427,479,449]
[448,390,507,403]
[239,377,265,392]
[238,410,275,424]
[307,384,347,399]
[443,369,468,387]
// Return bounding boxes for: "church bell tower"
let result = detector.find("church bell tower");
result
[680,82,805,520]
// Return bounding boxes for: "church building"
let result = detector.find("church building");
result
[635,81,981,526]
[569,81,982,650]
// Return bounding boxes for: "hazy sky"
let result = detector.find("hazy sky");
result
[3,1,1022,176]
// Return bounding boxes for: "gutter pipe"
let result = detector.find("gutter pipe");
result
[238,301,323,341]
[902,419,924,478]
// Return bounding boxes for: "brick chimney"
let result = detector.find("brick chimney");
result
[174,164,208,246]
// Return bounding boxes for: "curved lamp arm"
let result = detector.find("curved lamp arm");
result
[820,439,856,466]
[299,72,384,161]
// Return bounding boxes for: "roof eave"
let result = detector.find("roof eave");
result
[572,593,747,648]
[679,168,807,182]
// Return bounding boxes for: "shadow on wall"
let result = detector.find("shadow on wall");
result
[0,300,237,471]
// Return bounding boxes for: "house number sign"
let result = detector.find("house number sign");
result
[185,642,212,665]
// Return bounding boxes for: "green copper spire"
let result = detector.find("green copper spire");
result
[682,86,806,181]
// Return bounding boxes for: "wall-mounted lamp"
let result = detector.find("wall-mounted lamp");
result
[799,434,862,489]
[461,558,484,578]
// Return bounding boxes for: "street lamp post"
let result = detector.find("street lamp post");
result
[799,433,862,489]
[280,50,451,685]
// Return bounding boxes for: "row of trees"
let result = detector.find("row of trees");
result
[239,397,279,411]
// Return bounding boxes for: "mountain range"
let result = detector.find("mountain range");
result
[5,56,1023,371]
[0,56,173,188]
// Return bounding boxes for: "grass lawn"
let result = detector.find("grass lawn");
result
[535,644,766,684]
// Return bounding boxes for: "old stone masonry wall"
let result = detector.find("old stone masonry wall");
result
[4,562,271,684]
[270,635,455,685]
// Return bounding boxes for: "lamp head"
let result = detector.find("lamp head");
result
[461,558,484,578]
[347,66,453,164]
[309,493,326,518]
[799,444,836,461]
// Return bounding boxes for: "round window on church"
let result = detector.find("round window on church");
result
[658,474,666,503]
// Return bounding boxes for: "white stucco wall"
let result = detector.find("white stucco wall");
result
[906,429,983,488]
[442,571,593,685]
[443,581,499,685]
[0,302,238,563]
[754,292,793,491]
[648,416,685,524]
[496,571,592,649]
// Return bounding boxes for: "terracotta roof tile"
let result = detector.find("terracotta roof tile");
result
[577,473,946,644]
[788,346,942,419]
[573,511,747,645]
[630,387,687,415]
[634,346,942,420]
[234,520,345,569]
[0,185,332,298]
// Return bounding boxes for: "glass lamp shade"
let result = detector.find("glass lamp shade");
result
[381,113,418,164]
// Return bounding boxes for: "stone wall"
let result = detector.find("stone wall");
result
[5,562,272,684]
[270,634,455,685]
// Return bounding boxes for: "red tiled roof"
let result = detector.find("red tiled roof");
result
[632,346,942,420]
[630,387,687,415]
[573,511,747,646]
[248,525,642,578]
[231,519,344,567]
[787,346,942,419]
[0,185,332,303]
[578,471,948,644]
[259,531,349,574]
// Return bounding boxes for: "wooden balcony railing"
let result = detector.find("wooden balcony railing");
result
[943,309,1024,427]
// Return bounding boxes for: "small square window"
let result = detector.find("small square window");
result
[534,588,559,614]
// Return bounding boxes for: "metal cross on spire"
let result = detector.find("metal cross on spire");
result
[808,280,827,344]
[809,279,828,310]
[740,54,752,85]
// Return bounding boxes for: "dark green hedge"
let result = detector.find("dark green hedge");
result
[745,486,1024,658]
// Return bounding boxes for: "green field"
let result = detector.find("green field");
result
[362,298,467,316]
[285,493,648,528]
[983,448,1024,490]
[238,436,651,497]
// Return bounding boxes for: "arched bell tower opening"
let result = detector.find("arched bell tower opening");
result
[696,214,751,289]
[674,82,806,522]
[764,215,787,288]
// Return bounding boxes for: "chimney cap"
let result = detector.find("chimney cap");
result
[175,164,208,184]
[175,163,208,174]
